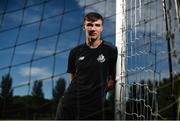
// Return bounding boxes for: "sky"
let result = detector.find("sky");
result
[0,0,116,99]
[0,0,179,99]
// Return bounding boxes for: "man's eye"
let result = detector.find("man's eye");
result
[86,24,93,27]
[95,24,101,27]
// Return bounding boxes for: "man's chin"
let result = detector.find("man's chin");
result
[88,36,97,40]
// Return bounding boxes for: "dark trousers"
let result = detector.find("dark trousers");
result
[55,98,105,120]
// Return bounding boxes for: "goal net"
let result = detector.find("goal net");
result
[0,0,179,120]
[115,0,180,120]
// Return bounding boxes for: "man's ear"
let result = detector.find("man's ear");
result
[101,26,103,32]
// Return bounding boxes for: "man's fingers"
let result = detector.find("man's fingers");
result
[107,80,115,90]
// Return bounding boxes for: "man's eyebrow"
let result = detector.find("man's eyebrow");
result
[95,24,101,26]
[86,23,93,26]
[86,23,101,26]
[87,23,93,25]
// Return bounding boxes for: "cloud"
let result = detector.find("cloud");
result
[14,67,51,88]
[16,67,51,88]
[16,66,67,89]
[19,67,51,78]
[75,0,116,21]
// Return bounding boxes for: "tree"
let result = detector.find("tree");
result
[0,73,13,98]
[126,81,155,120]
[158,73,180,120]
[32,80,44,99]
[53,78,66,104]
[0,73,13,118]
[52,78,66,116]
[31,80,44,119]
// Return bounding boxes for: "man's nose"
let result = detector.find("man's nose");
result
[89,26,95,30]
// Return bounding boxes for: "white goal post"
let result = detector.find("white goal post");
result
[115,0,126,120]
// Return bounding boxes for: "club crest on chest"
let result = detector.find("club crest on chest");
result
[97,54,105,63]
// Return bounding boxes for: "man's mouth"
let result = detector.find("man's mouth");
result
[88,31,96,36]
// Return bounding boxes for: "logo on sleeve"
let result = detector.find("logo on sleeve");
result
[97,54,105,63]
[79,56,85,61]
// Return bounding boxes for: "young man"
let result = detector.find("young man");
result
[56,12,117,120]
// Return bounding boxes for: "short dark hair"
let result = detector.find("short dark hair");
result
[83,12,104,24]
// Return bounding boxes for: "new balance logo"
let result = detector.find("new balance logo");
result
[79,56,85,61]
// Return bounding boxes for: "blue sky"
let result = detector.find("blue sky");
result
[0,0,116,99]
[0,0,180,99]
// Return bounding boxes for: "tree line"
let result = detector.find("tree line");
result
[0,73,66,119]
[0,73,114,120]
[125,73,180,120]
[0,73,179,120]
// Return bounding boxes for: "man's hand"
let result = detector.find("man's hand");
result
[106,80,115,91]
[69,73,74,81]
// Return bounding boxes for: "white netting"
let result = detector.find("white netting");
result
[115,0,180,120]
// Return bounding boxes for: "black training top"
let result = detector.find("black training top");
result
[64,40,117,109]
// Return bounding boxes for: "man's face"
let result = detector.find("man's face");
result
[84,19,103,40]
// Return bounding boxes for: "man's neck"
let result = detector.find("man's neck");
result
[86,38,102,48]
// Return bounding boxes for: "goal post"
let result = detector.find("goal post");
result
[174,0,180,26]
[115,0,126,120]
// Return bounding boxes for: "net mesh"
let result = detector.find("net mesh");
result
[0,0,179,120]
[120,0,180,120]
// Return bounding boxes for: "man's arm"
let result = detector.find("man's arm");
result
[106,47,118,91]
[67,48,76,81]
